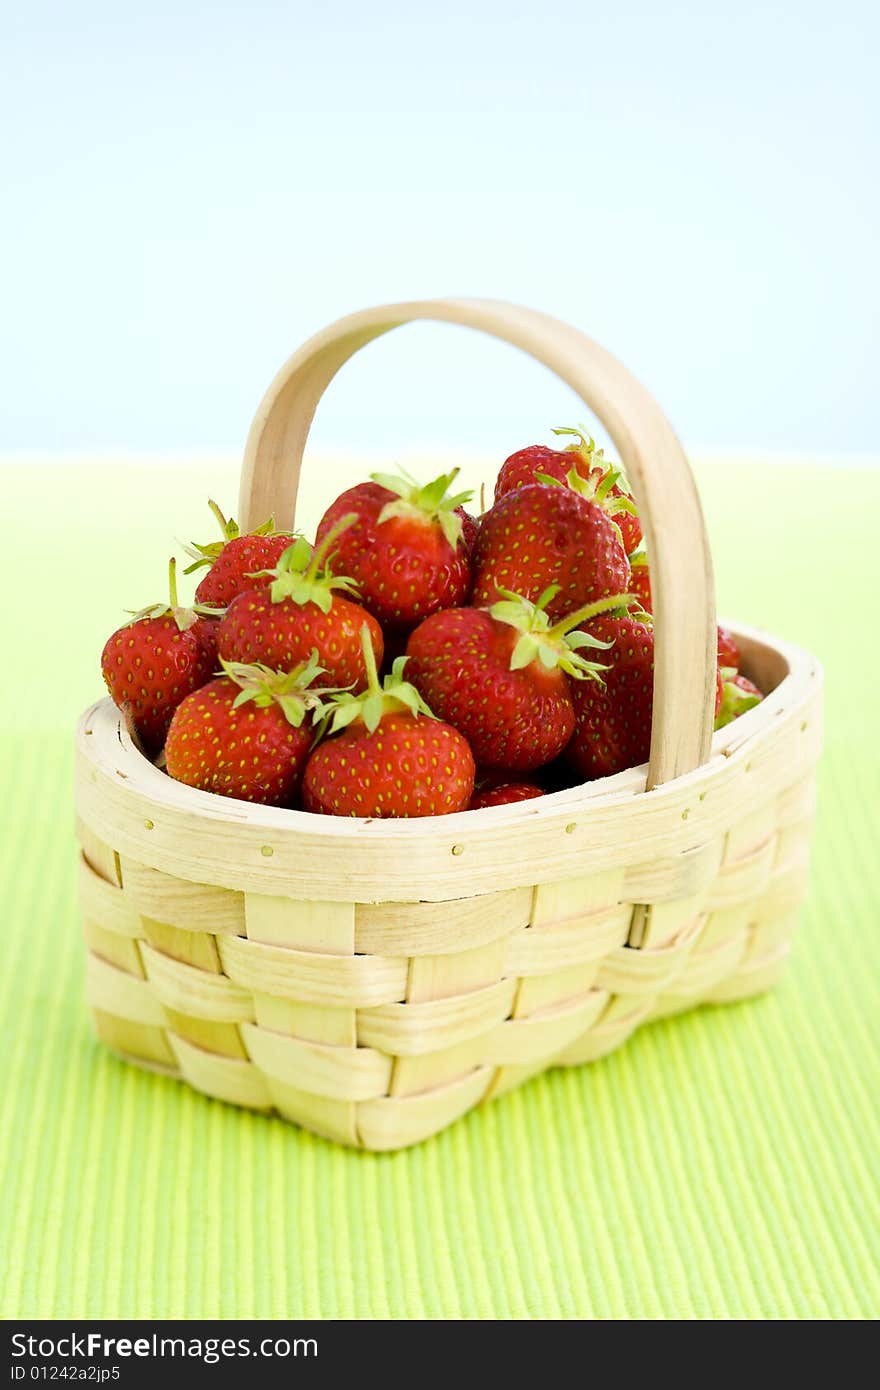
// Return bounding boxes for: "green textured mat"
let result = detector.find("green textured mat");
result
[1,454,878,1320]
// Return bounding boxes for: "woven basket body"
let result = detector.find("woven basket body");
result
[75,300,823,1150]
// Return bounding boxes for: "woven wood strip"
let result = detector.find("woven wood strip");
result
[79,855,141,938]
[120,857,246,935]
[357,979,518,1056]
[357,1068,495,1151]
[594,916,705,994]
[478,990,610,1066]
[82,918,145,978]
[91,1009,176,1069]
[168,1033,272,1110]
[241,1024,392,1101]
[217,935,409,1007]
[622,839,724,903]
[355,888,532,956]
[87,954,166,1028]
[140,944,255,1022]
[76,819,122,887]
[504,905,631,975]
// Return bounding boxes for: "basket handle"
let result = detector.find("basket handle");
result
[238,298,717,789]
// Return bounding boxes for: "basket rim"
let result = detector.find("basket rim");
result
[75,619,823,902]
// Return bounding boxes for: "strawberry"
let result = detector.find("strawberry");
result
[628,550,652,612]
[567,613,725,779]
[716,625,741,672]
[494,443,574,500]
[194,613,221,671]
[458,508,480,556]
[166,653,333,806]
[471,475,630,622]
[101,559,221,756]
[469,782,544,809]
[552,427,642,555]
[184,500,295,607]
[566,612,656,780]
[715,672,762,729]
[314,468,474,630]
[217,520,383,690]
[303,629,475,817]
[496,427,642,556]
[406,587,631,771]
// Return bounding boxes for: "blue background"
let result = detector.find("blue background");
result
[2,1,877,456]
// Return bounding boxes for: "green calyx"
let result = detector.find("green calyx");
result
[536,458,635,554]
[221,651,339,728]
[553,424,605,465]
[489,587,638,681]
[321,625,436,736]
[127,557,225,632]
[550,425,637,533]
[259,516,361,614]
[714,672,762,730]
[553,424,634,494]
[537,463,637,522]
[183,499,283,573]
[372,467,474,550]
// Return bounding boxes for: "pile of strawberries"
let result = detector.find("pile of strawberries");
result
[100,429,763,817]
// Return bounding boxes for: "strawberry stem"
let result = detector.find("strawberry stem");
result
[546,592,636,639]
[360,623,381,697]
[168,557,179,610]
[321,629,433,736]
[307,513,358,581]
[207,498,232,537]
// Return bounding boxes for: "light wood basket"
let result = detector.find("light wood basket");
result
[75,299,823,1150]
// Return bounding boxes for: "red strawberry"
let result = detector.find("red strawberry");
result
[184,500,295,607]
[315,468,474,630]
[567,614,725,779]
[469,782,544,809]
[217,521,383,690]
[166,653,333,805]
[195,614,220,670]
[406,587,630,771]
[628,550,652,611]
[458,508,480,556]
[495,444,574,499]
[552,427,642,555]
[303,630,474,817]
[566,613,656,779]
[715,672,762,729]
[496,427,642,556]
[471,476,630,622]
[101,559,221,756]
[716,625,741,672]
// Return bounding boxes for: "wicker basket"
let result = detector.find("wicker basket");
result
[74,298,823,1150]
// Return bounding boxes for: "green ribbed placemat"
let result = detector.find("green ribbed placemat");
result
[1,455,878,1320]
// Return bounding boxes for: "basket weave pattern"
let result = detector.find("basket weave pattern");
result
[77,676,819,1150]
[75,298,823,1149]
